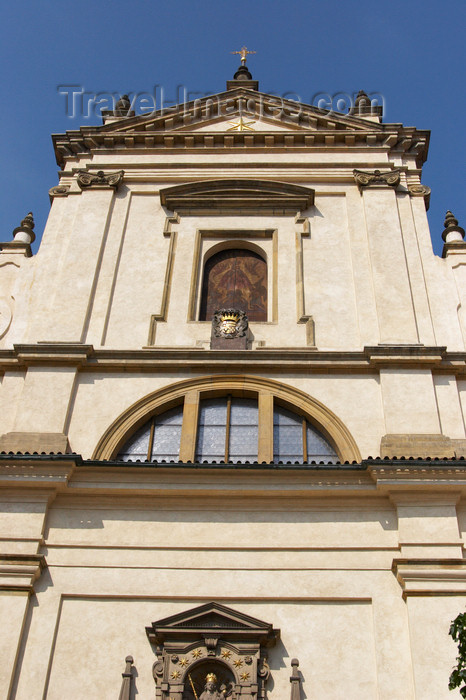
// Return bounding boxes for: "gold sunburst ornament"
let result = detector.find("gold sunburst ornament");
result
[234,658,243,668]
[179,658,189,667]
[221,649,231,659]
[192,649,202,659]
[171,670,181,680]
[240,671,250,681]
[227,117,255,132]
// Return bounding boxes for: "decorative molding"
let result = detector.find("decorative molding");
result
[0,554,46,594]
[48,184,70,201]
[392,559,466,599]
[0,241,32,258]
[146,602,279,700]
[77,169,124,190]
[52,86,430,166]
[160,179,315,215]
[92,374,361,462]
[146,216,179,346]
[353,169,401,190]
[407,184,430,197]
[407,183,431,210]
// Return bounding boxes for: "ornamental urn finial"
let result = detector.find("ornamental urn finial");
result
[12,211,36,245]
[21,212,34,230]
[442,210,465,242]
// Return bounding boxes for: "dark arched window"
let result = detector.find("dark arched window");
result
[199,249,267,321]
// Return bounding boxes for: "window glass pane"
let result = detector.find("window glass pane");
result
[273,405,303,463]
[306,423,338,463]
[117,424,151,462]
[117,405,183,462]
[273,405,338,463]
[229,398,258,462]
[151,406,183,461]
[195,398,227,461]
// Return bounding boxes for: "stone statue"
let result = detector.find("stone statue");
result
[114,94,131,116]
[199,674,227,699]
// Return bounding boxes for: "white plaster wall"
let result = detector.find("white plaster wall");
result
[101,193,170,348]
[407,596,464,699]
[304,194,360,349]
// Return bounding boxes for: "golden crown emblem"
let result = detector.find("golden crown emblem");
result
[220,311,240,322]
[206,673,217,683]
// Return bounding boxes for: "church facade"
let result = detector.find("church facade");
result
[1,59,466,699]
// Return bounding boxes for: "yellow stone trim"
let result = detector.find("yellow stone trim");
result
[258,392,274,462]
[147,215,179,345]
[179,390,200,462]
[93,375,361,463]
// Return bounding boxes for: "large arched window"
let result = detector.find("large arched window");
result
[115,394,338,464]
[95,377,361,464]
[199,249,267,322]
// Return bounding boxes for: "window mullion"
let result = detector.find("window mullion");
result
[302,417,308,463]
[179,391,200,462]
[147,417,156,460]
[258,392,274,463]
[225,394,232,462]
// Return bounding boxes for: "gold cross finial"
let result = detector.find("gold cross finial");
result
[231,46,256,65]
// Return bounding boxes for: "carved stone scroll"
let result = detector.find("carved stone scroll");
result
[49,185,70,200]
[353,169,401,190]
[408,183,431,210]
[77,169,124,190]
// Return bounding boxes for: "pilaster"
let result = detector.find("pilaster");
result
[361,187,418,343]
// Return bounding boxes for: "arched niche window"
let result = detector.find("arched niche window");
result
[116,393,338,464]
[199,248,267,322]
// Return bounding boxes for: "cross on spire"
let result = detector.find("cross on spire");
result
[231,46,256,65]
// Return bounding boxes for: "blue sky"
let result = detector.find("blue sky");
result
[1,0,464,255]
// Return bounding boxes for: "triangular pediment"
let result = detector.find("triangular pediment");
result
[97,87,385,135]
[53,86,429,167]
[146,601,279,646]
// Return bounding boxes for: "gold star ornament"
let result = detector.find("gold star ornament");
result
[221,649,231,659]
[240,671,250,681]
[192,649,202,659]
[179,658,189,667]
[227,117,255,132]
[234,659,243,668]
[171,670,181,680]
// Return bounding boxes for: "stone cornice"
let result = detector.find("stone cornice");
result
[0,554,46,593]
[392,559,466,598]
[3,455,466,502]
[1,344,464,374]
[53,127,429,169]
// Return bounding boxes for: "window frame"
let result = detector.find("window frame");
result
[96,376,361,464]
[187,230,278,323]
